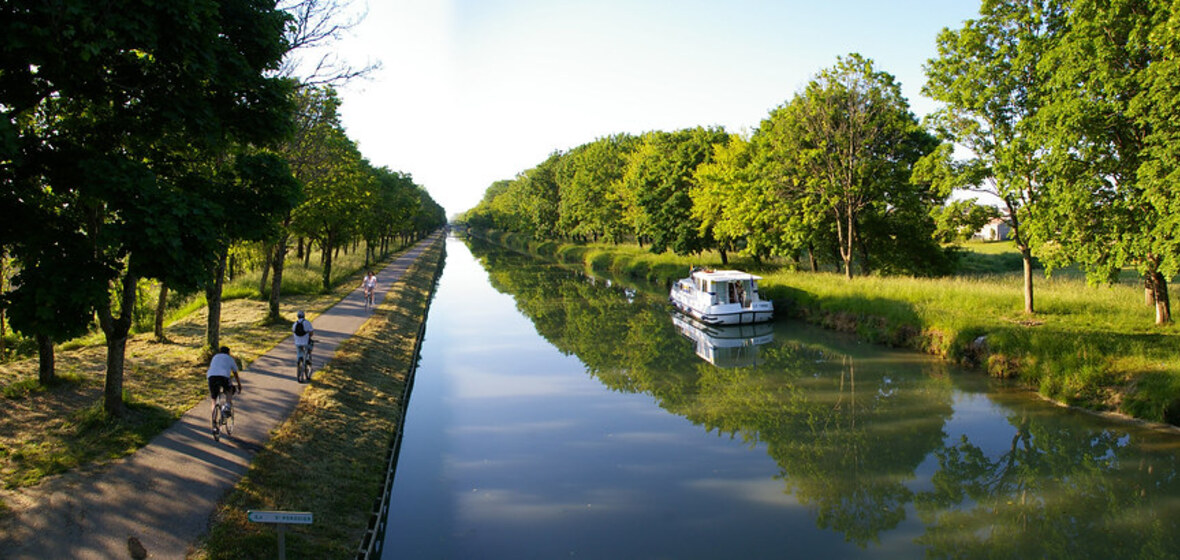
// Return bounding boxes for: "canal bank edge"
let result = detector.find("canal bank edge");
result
[192,235,445,559]
[466,229,1180,433]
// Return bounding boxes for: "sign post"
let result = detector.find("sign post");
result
[247,510,314,560]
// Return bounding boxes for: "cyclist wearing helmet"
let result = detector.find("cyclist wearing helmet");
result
[293,310,314,369]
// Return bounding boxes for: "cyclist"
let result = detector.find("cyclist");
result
[293,310,314,371]
[206,346,242,417]
[362,270,377,309]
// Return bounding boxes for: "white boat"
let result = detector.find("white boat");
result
[669,268,774,325]
[671,313,774,368]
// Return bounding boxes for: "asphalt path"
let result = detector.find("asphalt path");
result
[0,233,440,559]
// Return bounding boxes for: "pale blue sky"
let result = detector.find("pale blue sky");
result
[334,0,982,216]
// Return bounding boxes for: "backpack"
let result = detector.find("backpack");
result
[294,320,307,337]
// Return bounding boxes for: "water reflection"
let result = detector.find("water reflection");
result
[671,313,774,368]
[460,237,1180,557]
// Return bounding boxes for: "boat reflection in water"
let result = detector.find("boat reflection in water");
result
[670,312,774,367]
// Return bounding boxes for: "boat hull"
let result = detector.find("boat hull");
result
[669,298,773,326]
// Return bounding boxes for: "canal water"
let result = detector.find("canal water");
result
[383,235,1180,559]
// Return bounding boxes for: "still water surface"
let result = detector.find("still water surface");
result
[383,235,1180,559]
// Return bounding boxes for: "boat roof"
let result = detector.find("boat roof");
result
[691,269,762,282]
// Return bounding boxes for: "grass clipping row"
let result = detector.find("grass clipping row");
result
[193,240,443,559]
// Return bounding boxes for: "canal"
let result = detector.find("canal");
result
[383,234,1180,559]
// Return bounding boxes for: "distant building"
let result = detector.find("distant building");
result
[975,217,1011,241]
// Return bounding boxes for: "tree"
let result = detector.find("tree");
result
[691,134,751,264]
[279,0,379,87]
[558,135,639,243]
[290,130,371,291]
[623,127,729,255]
[761,54,939,278]
[1136,0,1180,322]
[922,0,1065,312]
[1039,0,1172,324]
[204,152,300,353]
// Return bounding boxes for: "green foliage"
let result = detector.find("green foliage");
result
[757,53,946,277]
[1037,0,1175,323]
[625,127,729,255]
[558,134,639,242]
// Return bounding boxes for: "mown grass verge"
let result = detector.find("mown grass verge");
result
[190,237,444,559]
[475,230,1180,425]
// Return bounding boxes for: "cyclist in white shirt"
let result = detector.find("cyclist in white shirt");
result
[206,346,242,415]
[362,271,377,309]
[293,310,314,366]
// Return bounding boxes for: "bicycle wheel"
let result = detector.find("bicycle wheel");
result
[296,357,305,383]
[222,402,234,437]
[211,401,222,442]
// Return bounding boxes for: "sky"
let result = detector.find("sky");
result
[329,0,984,218]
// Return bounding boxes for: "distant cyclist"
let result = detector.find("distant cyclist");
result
[206,346,242,416]
[293,310,314,368]
[362,271,377,310]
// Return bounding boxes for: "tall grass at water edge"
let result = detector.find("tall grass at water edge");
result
[479,231,1180,424]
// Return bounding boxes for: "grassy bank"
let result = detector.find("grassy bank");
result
[191,237,443,559]
[476,230,1180,425]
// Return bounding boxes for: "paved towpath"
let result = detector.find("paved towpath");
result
[0,232,441,559]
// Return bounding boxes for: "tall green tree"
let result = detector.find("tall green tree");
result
[1040,0,1172,324]
[0,0,294,415]
[623,127,729,255]
[558,134,638,243]
[923,0,1065,312]
[291,128,371,291]
[203,152,300,352]
[1136,0,1180,321]
[761,54,939,278]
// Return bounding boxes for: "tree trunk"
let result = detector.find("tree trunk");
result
[719,248,728,265]
[1020,245,1035,314]
[99,271,137,417]
[1150,271,1172,325]
[154,282,169,342]
[268,233,289,323]
[37,334,55,385]
[205,248,228,352]
[808,244,819,272]
[321,235,334,291]
[0,250,6,361]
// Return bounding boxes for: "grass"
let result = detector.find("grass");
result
[191,237,444,559]
[477,230,1180,424]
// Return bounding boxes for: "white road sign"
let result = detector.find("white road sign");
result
[247,510,314,524]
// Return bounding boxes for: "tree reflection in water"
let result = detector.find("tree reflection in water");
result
[468,237,1180,557]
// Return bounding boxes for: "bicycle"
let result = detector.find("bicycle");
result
[211,388,234,441]
[364,286,374,311]
[296,339,315,383]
